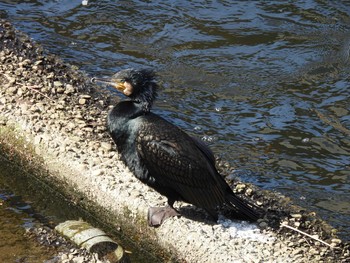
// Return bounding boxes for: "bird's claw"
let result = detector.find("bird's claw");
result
[148,206,181,227]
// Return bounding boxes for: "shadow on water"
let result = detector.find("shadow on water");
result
[0,0,349,240]
[0,155,157,263]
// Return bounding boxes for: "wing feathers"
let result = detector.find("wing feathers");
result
[135,114,259,221]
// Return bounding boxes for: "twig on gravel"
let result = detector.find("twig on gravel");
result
[280,222,333,248]
[19,83,56,103]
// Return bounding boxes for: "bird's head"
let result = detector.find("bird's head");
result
[92,68,158,112]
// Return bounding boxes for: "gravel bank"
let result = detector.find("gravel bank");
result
[0,19,349,262]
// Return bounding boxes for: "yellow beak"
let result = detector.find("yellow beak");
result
[91,77,133,96]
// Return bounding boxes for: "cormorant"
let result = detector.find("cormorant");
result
[92,68,260,227]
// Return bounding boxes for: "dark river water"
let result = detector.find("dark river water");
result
[1,0,349,240]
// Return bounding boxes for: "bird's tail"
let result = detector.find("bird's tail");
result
[225,193,261,221]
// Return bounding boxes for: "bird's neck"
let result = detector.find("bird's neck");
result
[134,99,152,113]
[110,101,145,120]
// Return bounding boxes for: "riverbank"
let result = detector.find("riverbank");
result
[0,19,349,262]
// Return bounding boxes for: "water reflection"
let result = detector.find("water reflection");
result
[1,0,349,238]
[0,188,56,262]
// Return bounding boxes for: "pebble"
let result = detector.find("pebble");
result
[100,141,113,152]
[91,169,103,176]
[235,183,246,193]
[34,60,43,65]
[245,188,253,196]
[6,76,16,84]
[57,86,65,93]
[80,94,91,99]
[290,213,302,219]
[79,98,87,105]
[331,238,342,245]
[65,84,75,94]
[294,222,300,227]
[54,80,63,87]
[302,138,310,143]
[34,135,42,145]
[73,256,85,263]
[7,85,17,94]
[259,221,268,229]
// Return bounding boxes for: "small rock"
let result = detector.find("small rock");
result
[54,81,63,87]
[331,238,341,245]
[7,76,16,85]
[79,98,86,105]
[65,84,75,94]
[73,256,85,263]
[235,183,246,193]
[7,85,17,94]
[259,221,268,229]
[56,104,65,110]
[34,135,42,145]
[56,87,65,93]
[100,142,112,152]
[71,136,82,142]
[80,94,91,99]
[245,188,253,196]
[14,68,23,76]
[309,248,319,255]
[17,87,23,96]
[91,169,103,176]
[302,138,310,143]
[47,72,55,79]
[290,213,302,219]
[0,118,7,126]
[34,60,43,66]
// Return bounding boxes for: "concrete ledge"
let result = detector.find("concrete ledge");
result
[1,19,349,262]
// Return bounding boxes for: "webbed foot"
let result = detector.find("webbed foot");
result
[148,206,181,227]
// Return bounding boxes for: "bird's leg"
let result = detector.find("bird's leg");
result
[147,199,181,227]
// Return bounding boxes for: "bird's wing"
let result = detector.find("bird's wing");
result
[136,116,225,209]
[190,136,216,166]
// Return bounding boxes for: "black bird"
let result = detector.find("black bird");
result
[93,68,260,227]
